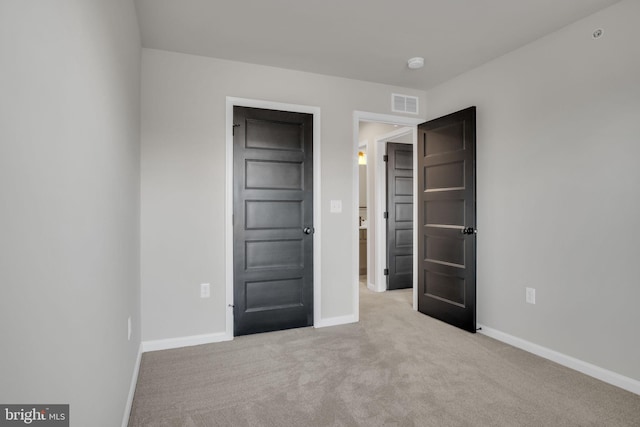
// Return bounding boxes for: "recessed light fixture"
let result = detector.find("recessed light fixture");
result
[407,57,424,69]
[592,28,604,39]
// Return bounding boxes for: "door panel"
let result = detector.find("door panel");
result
[424,161,465,190]
[245,160,302,189]
[386,142,414,290]
[418,107,476,332]
[245,201,302,229]
[425,235,465,267]
[245,240,303,269]
[233,106,313,336]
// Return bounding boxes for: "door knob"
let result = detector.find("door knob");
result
[303,227,314,235]
[461,227,477,235]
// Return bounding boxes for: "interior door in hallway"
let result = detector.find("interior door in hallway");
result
[386,142,413,290]
[233,106,314,336]
[417,107,477,332]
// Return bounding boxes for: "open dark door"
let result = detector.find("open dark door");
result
[233,106,314,336]
[417,107,476,332]
[386,143,413,290]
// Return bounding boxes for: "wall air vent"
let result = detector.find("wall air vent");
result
[392,93,419,114]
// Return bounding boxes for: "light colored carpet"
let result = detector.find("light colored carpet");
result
[129,282,640,426]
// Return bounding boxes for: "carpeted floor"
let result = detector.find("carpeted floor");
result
[129,281,640,426]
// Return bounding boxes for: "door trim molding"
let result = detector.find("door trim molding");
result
[226,97,321,338]
[353,111,424,317]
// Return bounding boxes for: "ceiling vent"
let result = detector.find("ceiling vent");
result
[392,93,419,114]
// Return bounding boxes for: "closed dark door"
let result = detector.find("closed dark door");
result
[417,107,476,332]
[386,143,413,290]
[233,106,314,336]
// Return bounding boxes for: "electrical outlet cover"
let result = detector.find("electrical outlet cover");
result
[526,287,536,304]
[201,283,211,298]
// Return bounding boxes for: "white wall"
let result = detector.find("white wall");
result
[0,1,141,425]
[358,165,367,211]
[424,0,640,382]
[141,49,426,341]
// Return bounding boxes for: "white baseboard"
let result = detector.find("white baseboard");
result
[315,314,358,328]
[141,332,232,353]
[367,282,385,292]
[478,324,640,396]
[121,343,143,427]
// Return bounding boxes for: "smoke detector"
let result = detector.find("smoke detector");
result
[407,57,424,69]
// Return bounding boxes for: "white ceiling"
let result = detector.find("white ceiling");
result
[134,0,620,90]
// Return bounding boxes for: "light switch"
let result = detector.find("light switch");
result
[330,200,342,213]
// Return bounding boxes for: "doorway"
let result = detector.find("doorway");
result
[225,98,321,339]
[358,144,368,280]
[354,112,424,315]
[232,106,314,336]
[355,108,477,333]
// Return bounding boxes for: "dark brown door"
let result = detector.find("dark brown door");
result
[417,107,476,332]
[233,106,314,336]
[386,143,413,290]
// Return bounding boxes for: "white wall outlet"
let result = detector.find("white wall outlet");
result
[330,199,342,213]
[127,316,132,341]
[200,283,210,298]
[526,287,536,304]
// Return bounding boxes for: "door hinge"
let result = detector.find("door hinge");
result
[384,268,389,276]
[383,211,388,219]
[383,155,388,162]
[232,124,240,136]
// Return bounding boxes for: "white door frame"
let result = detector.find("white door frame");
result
[353,112,424,314]
[226,97,322,339]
